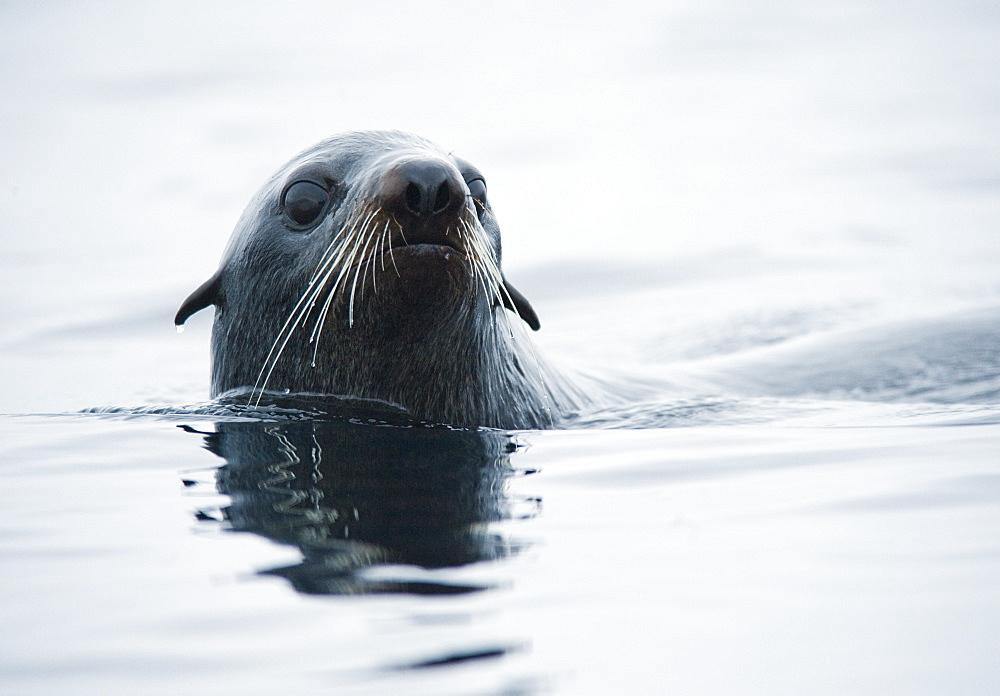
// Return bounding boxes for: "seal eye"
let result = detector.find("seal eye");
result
[467,178,487,217]
[282,181,329,227]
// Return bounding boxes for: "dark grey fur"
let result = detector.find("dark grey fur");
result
[176,131,588,429]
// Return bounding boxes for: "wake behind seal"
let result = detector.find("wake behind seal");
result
[175,130,588,429]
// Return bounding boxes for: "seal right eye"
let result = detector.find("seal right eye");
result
[467,178,487,217]
[282,181,330,227]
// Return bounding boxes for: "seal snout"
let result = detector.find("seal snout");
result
[383,158,466,221]
[378,156,470,254]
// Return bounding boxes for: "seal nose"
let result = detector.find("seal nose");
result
[395,160,464,218]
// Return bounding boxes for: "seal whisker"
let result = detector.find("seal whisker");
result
[251,244,347,404]
[307,243,356,364]
[347,224,379,328]
[305,247,347,322]
[386,221,401,278]
[308,204,374,285]
[300,201,379,368]
[309,201,377,352]
[456,219,487,294]
[308,235,344,284]
[311,200,376,344]
[370,234,381,295]
[377,221,389,277]
[252,307,311,405]
[355,222,374,303]
[303,203,380,362]
[460,217,503,308]
[461,218,546,418]
[394,216,409,248]
[360,209,385,300]
[461,211,554,419]
[260,261,343,385]
[372,218,394,288]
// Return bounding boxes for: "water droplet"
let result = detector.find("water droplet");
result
[175,325,185,334]
[283,388,290,394]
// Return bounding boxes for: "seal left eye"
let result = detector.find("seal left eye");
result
[283,181,329,227]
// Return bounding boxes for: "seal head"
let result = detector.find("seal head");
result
[177,131,580,428]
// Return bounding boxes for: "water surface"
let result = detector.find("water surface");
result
[1,1,999,694]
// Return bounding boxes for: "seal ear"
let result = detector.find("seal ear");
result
[174,270,222,326]
[501,280,541,331]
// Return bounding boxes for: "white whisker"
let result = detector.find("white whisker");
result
[387,220,401,277]
[309,202,376,351]
[252,200,384,402]
[457,208,551,418]
[251,246,341,405]
[348,225,378,327]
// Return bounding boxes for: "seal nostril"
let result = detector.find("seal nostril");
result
[433,181,451,213]
[405,182,423,215]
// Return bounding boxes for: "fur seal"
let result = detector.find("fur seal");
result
[175,131,587,429]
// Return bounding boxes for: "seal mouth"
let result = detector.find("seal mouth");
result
[391,242,462,256]
[389,229,464,255]
[384,224,467,260]
[382,240,466,268]
[344,224,468,275]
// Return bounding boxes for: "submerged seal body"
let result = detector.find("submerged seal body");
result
[176,131,586,429]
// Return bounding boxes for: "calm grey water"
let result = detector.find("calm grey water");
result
[2,1,999,694]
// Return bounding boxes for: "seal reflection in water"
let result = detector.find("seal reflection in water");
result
[176,131,588,429]
[192,419,533,596]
